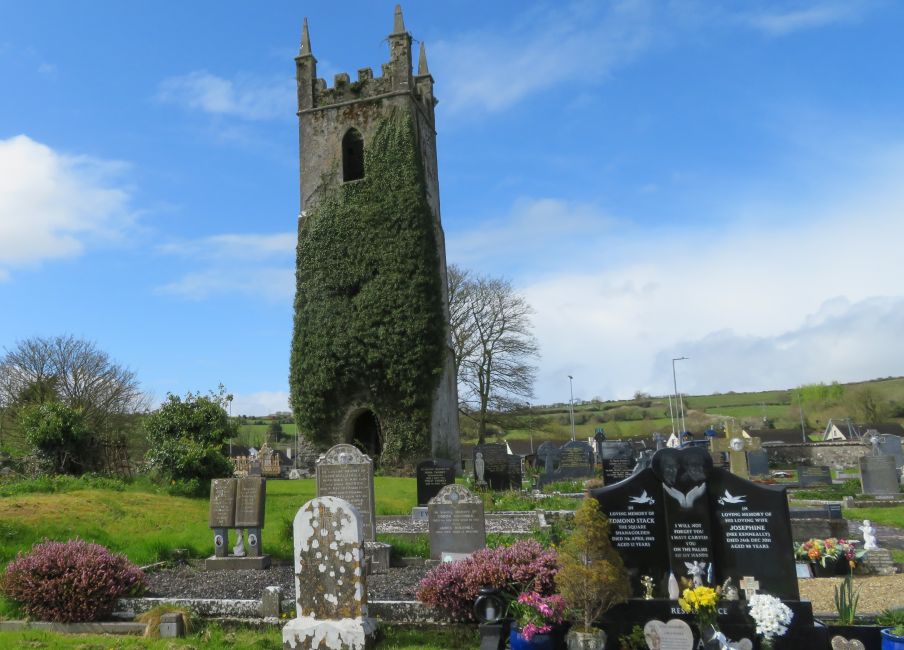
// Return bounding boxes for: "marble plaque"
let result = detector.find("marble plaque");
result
[208,478,237,528]
[416,458,456,506]
[234,476,266,528]
[427,484,486,560]
[316,444,377,541]
[643,619,694,650]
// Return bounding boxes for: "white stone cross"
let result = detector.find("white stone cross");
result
[740,576,759,600]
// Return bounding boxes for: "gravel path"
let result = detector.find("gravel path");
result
[798,574,904,615]
[145,562,430,602]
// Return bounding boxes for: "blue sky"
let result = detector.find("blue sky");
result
[3,0,904,414]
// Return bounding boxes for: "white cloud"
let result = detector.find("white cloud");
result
[0,134,132,278]
[742,1,868,36]
[430,1,654,115]
[468,144,904,404]
[157,231,294,301]
[230,390,290,416]
[448,197,616,270]
[156,70,293,121]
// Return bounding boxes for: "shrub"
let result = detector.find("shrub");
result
[416,540,558,621]
[1,539,145,622]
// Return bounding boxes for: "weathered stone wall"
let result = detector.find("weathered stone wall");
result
[765,441,869,467]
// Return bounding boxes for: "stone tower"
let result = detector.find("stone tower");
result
[290,6,460,466]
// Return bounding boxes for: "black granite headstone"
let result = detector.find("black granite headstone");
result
[473,443,510,491]
[508,455,523,490]
[538,440,596,487]
[600,441,635,485]
[796,464,831,487]
[592,446,800,600]
[416,458,456,506]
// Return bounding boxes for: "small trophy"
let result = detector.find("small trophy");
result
[641,575,654,600]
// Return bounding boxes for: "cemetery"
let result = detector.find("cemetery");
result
[3,3,904,650]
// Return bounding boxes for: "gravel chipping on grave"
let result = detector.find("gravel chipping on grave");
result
[376,512,540,534]
[145,562,432,602]
[797,575,904,615]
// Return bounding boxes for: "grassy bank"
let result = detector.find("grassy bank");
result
[0,477,417,566]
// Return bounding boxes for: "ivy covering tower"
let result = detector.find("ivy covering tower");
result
[290,6,460,465]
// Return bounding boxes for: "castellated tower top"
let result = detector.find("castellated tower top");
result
[295,5,436,117]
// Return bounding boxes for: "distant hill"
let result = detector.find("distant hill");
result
[459,376,904,445]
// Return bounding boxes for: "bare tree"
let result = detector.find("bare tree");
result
[0,335,146,439]
[451,270,539,443]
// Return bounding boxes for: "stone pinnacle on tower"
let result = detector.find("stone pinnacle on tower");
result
[417,42,429,76]
[392,4,406,34]
[300,17,312,56]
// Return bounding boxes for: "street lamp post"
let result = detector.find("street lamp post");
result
[568,375,576,442]
[671,357,688,435]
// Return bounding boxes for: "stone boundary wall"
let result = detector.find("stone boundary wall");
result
[765,441,869,467]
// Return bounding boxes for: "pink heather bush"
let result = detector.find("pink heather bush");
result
[1,539,145,622]
[416,540,559,621]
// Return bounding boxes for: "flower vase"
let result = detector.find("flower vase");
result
[810,557,836,577]
[510,626,566,650]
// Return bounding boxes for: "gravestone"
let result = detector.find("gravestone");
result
[874,433,904,469]
[590,446,799,600]
[281,496,376,650]
[535,441,560,474]
[539,440,595,487]
[710,436,761,479]
[593,447,828,648]
[316,444,377,541]
[473,443,510,490]
[746,449,769,477]
[508,455,523,490]
[206,477,271,569]
[416,458,456,506]
[427,484,486,561]
[594,428,607,461]
[860,455,899,496]
[797,464,832,487]
[599,440,635,485]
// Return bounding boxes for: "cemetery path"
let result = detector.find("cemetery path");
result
[846,520,904,549]
[145,562,430,602]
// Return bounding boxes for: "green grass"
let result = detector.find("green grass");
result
[0,624,479,649]
[844,506,904,529]
[791,480,862,501]
[0,477,418,566]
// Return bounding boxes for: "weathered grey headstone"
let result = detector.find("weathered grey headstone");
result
[427,484,486,561]
[209,479,237,558]
[206,477,271,568]
[235,477,266,528]
[316,444,377,541]
[860,455,899,496]
[282,496,376,649]
[536,441,560,474]
[747,449,769,477]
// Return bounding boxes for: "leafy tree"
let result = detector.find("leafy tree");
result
[555,497,629,632]
[849,387,887,425]
[267,421,283,443]
[0,335,146,444]
[144,387,235,484]
[449,268,539,443]
[20,402,92,474]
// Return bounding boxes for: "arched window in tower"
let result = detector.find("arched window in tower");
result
[342,128,364,182]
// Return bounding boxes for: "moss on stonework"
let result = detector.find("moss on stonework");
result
[290,107,444,464]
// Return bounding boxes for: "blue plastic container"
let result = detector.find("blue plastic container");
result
[882,628,904,650]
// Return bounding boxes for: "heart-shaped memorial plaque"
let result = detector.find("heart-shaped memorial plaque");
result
[830,636,866,650]
[643,618,694,650]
